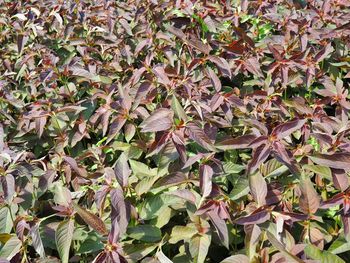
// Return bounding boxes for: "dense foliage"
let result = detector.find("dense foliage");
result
[1,0,350,262]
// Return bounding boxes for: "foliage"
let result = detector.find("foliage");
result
[0,0,350,262]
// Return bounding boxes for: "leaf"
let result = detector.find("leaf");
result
[189,233,211,263]
[114,152,131,188]
[0,174,15,202]
[107,116,127,143]
[127,225,162,242]
[309,153,350,170]
[0,236,21,260]
[110,188,130,237]
[207,67,222,92]
[200,164,213,199]
[305,244,345,263]
[139,194,180,220]
[168,189,197,204]
[154,171,187,187]
[140,108,174,132]
[17,34,28,54]
[247,144,271,174]
[235,209,270,225]
[157,250,173,263]
[171,95,187,121]
[328,236,350,254]
[332,169,349,191]
[229,176,249,201]
[63,156,86,177]
[268,44,283,61]
[299,177,320,214]
[169,225,197,244]
[124,243,158,261]
[245,224,261,260]
[167,25,212,54]
[186,122,216,151]
[135,175,159,195]
[303,165,332,179]
[30,224,45,258]
[220,255,249,263]
[249,172,267,206]
[55,219,74,263]
[130,160,157,179]
[208,211,229,249]
[208,56,232,78]
[271,119,306,140]
[0,206,15,234]
[73,204,107,235]
[216,134,256,150]
[266,231,304,263]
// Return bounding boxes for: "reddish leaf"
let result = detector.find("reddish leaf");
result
[73,203,108,235]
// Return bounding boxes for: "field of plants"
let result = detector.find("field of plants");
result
[1,0,350,262]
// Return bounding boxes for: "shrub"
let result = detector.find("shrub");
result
[1,0,350,262]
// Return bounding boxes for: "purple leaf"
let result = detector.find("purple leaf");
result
[186,122,216,151]
[249,172,267,206]
[235,209,270,225]
[110,188,130,237]
[247,144,271,174]
[208,211,229,249]
[310,153,350,170]
[140,108,174,132]
[299,178,320,215]
[114,153,131,188]
[207,67,222,92]
[200,164,213,199]
[216,134,256,150]
[271,119,306,140]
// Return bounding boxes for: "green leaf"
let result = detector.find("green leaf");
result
[77,232,104,254]
[127,225,162,242]
[124,243,158,261]
[130,160,157,179]
[55,219,74,263]
[171,95,187,121]
[328,236,350,254]
[169,225,197,244]
[229,176,249,201]
[0,206,15,234]
[189,233,211,263]
[0,235,22,260]
[303,164,332,179]
[139,194,181,220]
[153,206,173,228]
[305,244,345,263]
[135,175,159,196]
[223,162,245,174]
